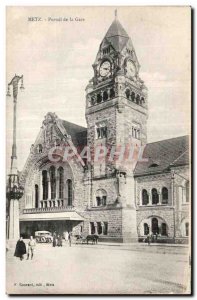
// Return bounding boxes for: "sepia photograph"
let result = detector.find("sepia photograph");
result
[6,6,191,295]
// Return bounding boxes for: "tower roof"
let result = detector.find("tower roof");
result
[100,15,132,53]
[104,18,129,39]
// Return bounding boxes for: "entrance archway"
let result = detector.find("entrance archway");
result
[151,218,159,234]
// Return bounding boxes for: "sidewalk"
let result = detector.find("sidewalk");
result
[73,241,190,255]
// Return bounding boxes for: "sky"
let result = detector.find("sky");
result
[6,6,191,172]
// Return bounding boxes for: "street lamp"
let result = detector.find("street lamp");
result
[6,74,24,241]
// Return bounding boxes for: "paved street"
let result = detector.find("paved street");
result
[6,242,191,295]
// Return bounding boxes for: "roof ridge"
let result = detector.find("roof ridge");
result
[60,119,87,131]
[169,149,189,166]
[147,135,189,146]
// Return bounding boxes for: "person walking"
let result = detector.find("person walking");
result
[27,236,36,260]
[14,237,26,261]
[147,233,151,245]
[68,232,72,247]
[57,234,62,247]
[52,233,57,247]
[64,231,69,245]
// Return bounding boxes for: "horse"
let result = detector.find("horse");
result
[86,234,99,245]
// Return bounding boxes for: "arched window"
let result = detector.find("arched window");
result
[152,188,159,205]
[144,223,149,235]
[50,166,56,200]
[109,88,115,99]
[125,89,130,100]
[161,223,167,236]
[103,91,108,101]
[95,189,107,207]
[58,167,64,199]
[136,94,140,104]
[185,222,189,237]
[152,218,159,234]
[142,189,149,205]
[103,222,108,235]
[38,144,43,153]
[97,93,102,104]
[90,222,95,234]
[35,184,39,208]
[42,170,48,200]
[97,222,102,235]
[162,187,168,204]
[141,97,145,104]
[67,179,73,206]
[131,91,135,102]
[186,181,189,203]
[91,96,95,106]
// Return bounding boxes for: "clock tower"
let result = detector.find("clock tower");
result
[84,12,148,242]
[85,12,148,177]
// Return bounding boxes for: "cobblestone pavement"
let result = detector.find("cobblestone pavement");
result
[6,242,191,295]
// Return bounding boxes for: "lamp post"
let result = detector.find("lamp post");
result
[6,74,24,242]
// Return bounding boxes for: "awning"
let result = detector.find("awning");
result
[19,211,84,222]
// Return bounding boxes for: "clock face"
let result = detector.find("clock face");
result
[126,60,136,77]
[99,61,111,77]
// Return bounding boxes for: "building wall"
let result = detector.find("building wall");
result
[135,166,190,242]
[172,166,190,241]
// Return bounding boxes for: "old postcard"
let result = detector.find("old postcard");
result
[6,6,191,294]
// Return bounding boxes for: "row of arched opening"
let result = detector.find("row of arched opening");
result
[34,166,73,208]
[142,187,168,205]
[143,218,167,236]
[90,88,115,106]
[125,89,145,106]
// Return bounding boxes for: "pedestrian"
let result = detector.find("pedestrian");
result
[68,232,72,247]
[27,236,36,260]
[14,236,26,261]
[52,233,57,247]
[57,234,62,247]
[64,231,69,244]
[147,233,151,245]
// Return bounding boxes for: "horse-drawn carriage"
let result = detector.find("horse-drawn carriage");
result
[75,234,99,245]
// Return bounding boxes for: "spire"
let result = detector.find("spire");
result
[101,14,129,53]
[104,17,129,39]
[115,9,117,20]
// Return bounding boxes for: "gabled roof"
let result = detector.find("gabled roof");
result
[60,119,87,150]
[134,135,189,176]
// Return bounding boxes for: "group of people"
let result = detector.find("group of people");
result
[52,231,72,247]
[14,236,36,261]
[14,231,73,261]
[146,232,159,245]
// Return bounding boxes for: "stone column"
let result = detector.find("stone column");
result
[101,222,104,235]
[158,189,162,205]
[48,172,51,200]
[40,173,43,201]
[100,91,103,102]
[149,189,152,205]
[94,222,98,235]
[56,170,59,200]
[9,199,20,240]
